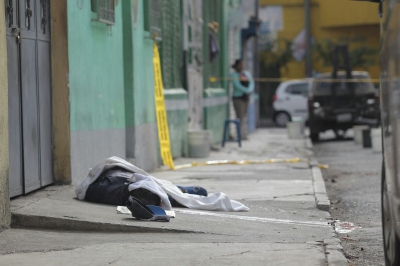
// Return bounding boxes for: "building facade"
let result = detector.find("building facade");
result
[259,0,380,79]
[258,0,380,119]
[0,0,257,227]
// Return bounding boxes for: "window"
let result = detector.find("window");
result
[286,83,309,95]
[314,75,375,95]
[144,0,162,40]
[160,0,183,89]
[91,0,115,25]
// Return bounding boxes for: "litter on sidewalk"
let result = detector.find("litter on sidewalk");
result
[75,156,249,222]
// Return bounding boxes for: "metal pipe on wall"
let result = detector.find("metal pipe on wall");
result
[254,0,260,127]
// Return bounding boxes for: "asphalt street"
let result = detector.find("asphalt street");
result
[314,130,384,266]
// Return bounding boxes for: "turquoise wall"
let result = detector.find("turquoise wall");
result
[165,90,189,158]
[166,109,188,158]
[204,89,229,144]
[67,0,231,167]
[204,103,228,144]
[68,1,125,132]
[202,0,229,144]
[132,0,156,127]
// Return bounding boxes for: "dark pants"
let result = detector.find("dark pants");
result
[233,98,249,139]
[85,167,131,206]
[85,166,164,207]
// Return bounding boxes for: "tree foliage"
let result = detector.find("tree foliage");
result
[313,38,378,69]
[259,39,294,78]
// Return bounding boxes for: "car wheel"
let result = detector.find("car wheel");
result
[310,132,319,142]
[274,112,291,127]
[382,162,400,266]
[334,129,346,140]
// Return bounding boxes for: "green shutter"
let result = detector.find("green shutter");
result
[160,0,183,89]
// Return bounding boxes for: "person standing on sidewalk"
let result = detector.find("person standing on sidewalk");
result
[231,59,254,140]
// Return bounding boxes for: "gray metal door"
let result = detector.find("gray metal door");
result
[5,0,52,197]
[6,0,23,197]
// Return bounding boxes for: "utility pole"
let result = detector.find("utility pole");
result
[304,0,312,77]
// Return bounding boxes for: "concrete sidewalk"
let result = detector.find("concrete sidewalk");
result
[1,129,348,265]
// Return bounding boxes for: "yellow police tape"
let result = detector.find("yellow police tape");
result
[153,43,175,170]
[209,76,380,83]
[174,158,329,170]
[153,44,330,171]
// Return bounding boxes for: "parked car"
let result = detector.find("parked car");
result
[307,71,380,141]
[272,80,311,127]
[378,0,400,264]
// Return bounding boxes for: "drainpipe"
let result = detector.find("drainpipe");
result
[304,0,312,77]
[254,0,259,93]
[254,0,260,127]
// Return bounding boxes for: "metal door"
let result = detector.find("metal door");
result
[183,0,203,130]
[5,0,52,197]
[35,0,52,187]
[6,0,23,197]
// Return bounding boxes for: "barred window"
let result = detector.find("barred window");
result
[160,0,183,89]
[203,0,223,89]
[144,0,162,40]
[91,0,115,26]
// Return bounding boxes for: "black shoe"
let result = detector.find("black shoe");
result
[126,196,170,222]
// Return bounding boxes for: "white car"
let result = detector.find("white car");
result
[272,80,311,127]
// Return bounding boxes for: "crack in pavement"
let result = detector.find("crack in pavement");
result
[216,250,251,257]
[271,193,313,199]
[11,189,59,211]
[108,251,128,265]
[1,247,77,256]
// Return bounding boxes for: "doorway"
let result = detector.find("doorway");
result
[5,0,53,197]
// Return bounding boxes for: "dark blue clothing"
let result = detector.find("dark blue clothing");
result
[85,167,132,206]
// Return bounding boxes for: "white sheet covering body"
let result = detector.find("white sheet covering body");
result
[75,156,249,212]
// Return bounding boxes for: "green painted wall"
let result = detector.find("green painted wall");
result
[204,88,228,144]
[132,0,156,127]
[202,0,229,144]
[68,1,125,132]
[166,109,188,158]
[204,103,228,144]
[165,89,189,158]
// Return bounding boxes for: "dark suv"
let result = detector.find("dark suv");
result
[308,71,380,141]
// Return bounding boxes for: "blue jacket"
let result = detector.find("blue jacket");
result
[231,70,254,97]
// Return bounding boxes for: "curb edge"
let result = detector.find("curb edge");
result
[10,213,204,234]
[307,137,348,265]
[324,238,349,266]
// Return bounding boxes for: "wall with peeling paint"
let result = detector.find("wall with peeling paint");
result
[0,1,11,228]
